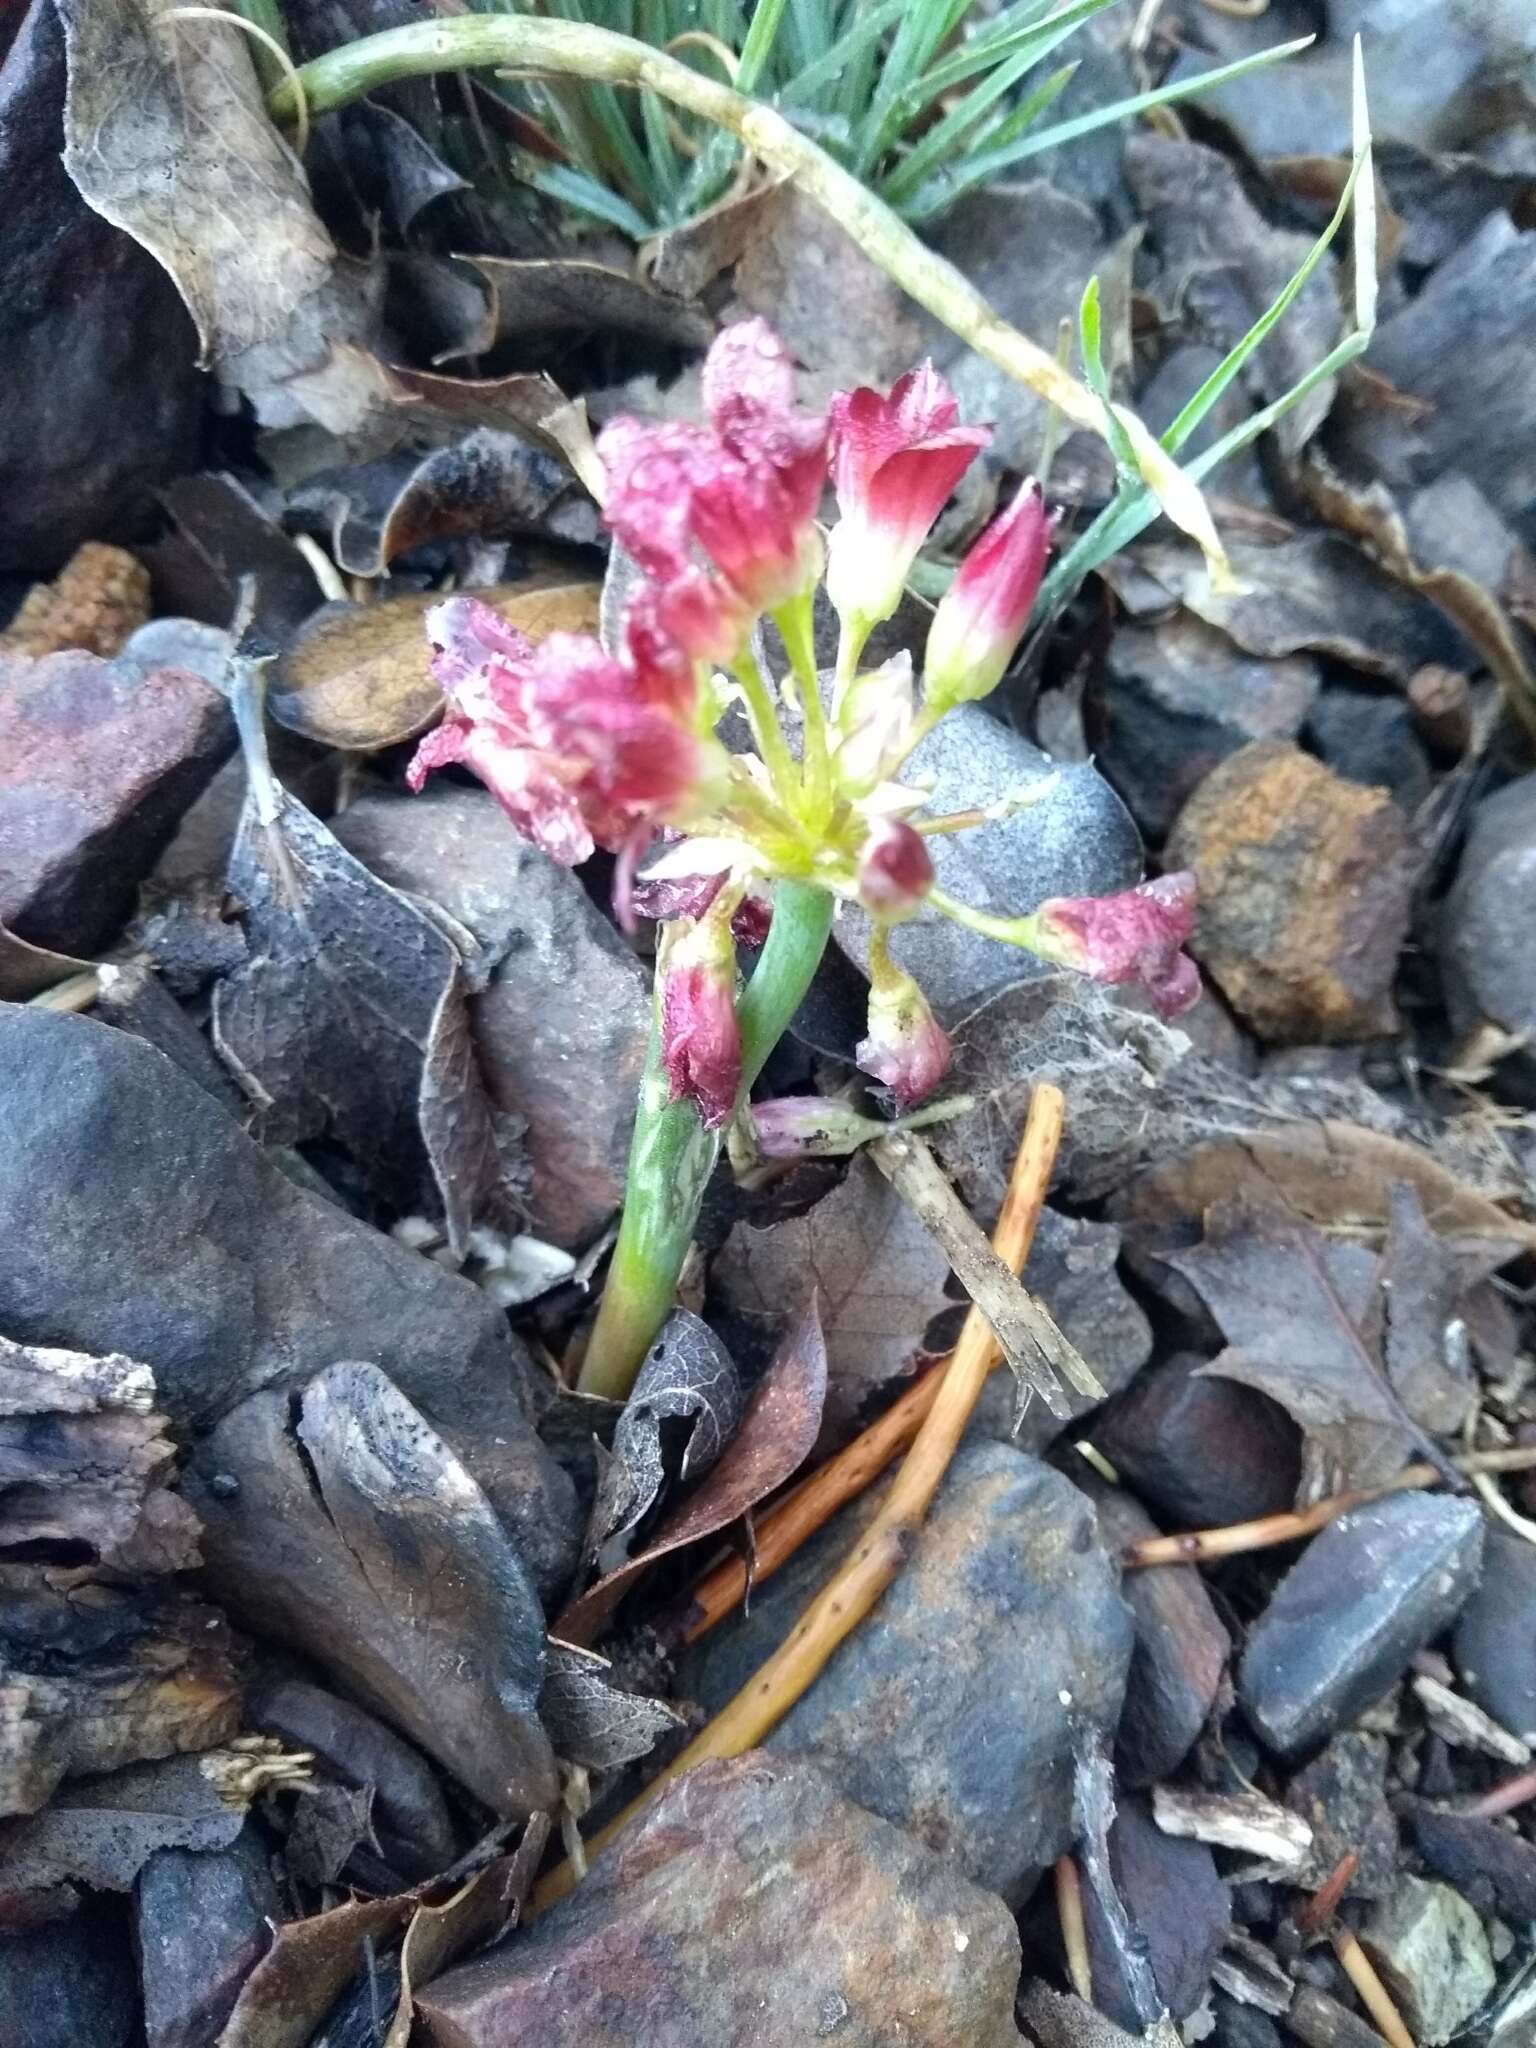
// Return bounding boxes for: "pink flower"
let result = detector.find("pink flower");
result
[629,864,773,946]
[658,907,742,1128]
[923,479,1052,712]
[1027,872,1201,1020]
[826,364,990,631]
[409,595,711,868]
[598,320,829,623]
[856,950,951,1108]
[856,819,934,920]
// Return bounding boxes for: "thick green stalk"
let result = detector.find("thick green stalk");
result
[577,880,835,1399]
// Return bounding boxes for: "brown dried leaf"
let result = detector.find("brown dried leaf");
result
[212,762,509,1258]
[1379,1182,1499,1435]
[0,1333,199,1575]
[56,0,380,430]
[588,1312,742,1558]
[643,176,787,300]
[1167,1195,1451,1495]
[383,1819,549,2048]
[557,1298,827,1645]
[216,1893,413,2048]
[1102,528,1460,681]
[713,1155,950,1438]
[541,1642,684,1771]
[267,579,601,751]
[0,923,89,1001]
[460,256,713,351]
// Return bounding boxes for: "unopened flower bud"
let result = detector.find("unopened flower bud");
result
[856,819,934,920]
[1025,872,1201,1020]
[658,904,742,1128]
[856,938,951,1108]
[750,1097,890,1158]
[923,479,1051,714]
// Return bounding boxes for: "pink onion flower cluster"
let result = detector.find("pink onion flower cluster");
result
[411,319,1200,1130]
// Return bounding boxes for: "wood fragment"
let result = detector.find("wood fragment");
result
[1054,1854,1092,2002]
[1151,1785,1312,1868]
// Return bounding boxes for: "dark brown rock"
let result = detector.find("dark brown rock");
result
[184,1367,556,1818]
[679,1443,1132,1899]
[333,787,651,1250]
[248,1677,456,1881]
[1166,740,1416,1042]
[1412,1805,1536,1923]
[0,652,232,953]
[1093,1352,1301,1530]
[0,1006,577,1599]
[1081,1793,1230,2029]
[137,1827,278,2048]
[415,1754,1026,2048]
[1080,1477,1229,1785]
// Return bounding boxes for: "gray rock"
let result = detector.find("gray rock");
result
[1212,1997,1285,2048]
[118,617,233,690]
[1453,1527,1536,1741]
[0,649,233,953]
[415,1754,1026,2048]
[839,705,1142,1011]
[1442,771,1536,1044]
[679,1442,1132,1898]
[333,787,651,1250]
[137,1828,278,2048]
[0,1005,577,1600]
[1080,1477,1229,1787]
[1093,1353,1301,1531]
[1238,1494,1485,1756]
[1308,689,1433,815]
[0,1898,139,2048]
[1361,1877,1495,2046]
[1098,617,1317,838]
[1287,1733,1400,1899]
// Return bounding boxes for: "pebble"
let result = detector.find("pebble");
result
[1238,1493,1485,1756]
[0,1005,577,1600]
[1092,1352,1301,1530]
[1077,1475,1229,1785]
[838,703,1142,1011]
[137,1828,278,2048]
[1307,688,1432,815]
[334,787,652,1249]
[1453,1527,1536,1741]
[679,1442,1132,1898]
[1212,1994,1285,2048]
[1411,1805,1536,1923]
[415,1754,1027,2048]
[1361,1876,1496,2046]
[1082,1793,1229,2028]
[1098,616,1318,839]
[1441,770,1536,1052]
[1286,1733,1400,1898]
[0,648,232,952]
[1167,739,1416,1042]
[0,1898,139,2048]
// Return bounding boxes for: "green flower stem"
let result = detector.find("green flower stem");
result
[577,879,835,1399]
[729,650,799,810]
[266,15,1231,586]
[927,886,1051,955]
[771,591,831,823]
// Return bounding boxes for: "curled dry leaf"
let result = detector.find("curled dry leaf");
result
[215,1892,414,2048]
[383,1817,550,2048]
[268,578,601,752]
[212,716,508,1259]
[588,1311,743,1558]
[456,257,714,353]
[542,1642,684,1772]
[0,1332,199,1575]
[55,0,381,431]
[558,1297,827,1646]
[0,923,89,1002]
[1165,1194,1454,1497]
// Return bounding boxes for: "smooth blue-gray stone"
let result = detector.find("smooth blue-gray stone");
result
[1239,1494,1485,1756]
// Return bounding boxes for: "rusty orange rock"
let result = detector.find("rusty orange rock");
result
[1167,739,1415,1043]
